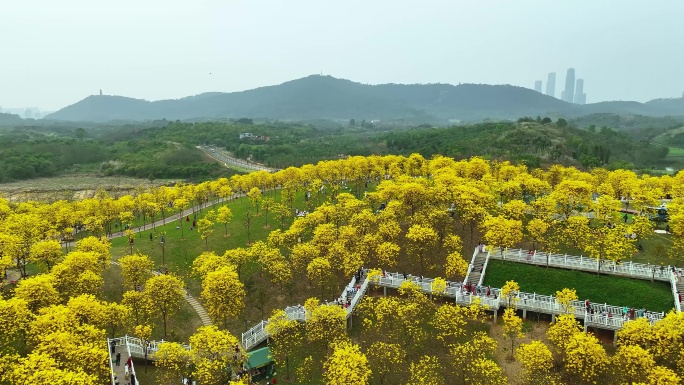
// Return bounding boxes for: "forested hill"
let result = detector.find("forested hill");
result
[0,113,23,125]
[45,75,684,123]
[41,76,555,123]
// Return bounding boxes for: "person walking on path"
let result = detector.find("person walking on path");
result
[115,352,121,366]
[110,340,116,354]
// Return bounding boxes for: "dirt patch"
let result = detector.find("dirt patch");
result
[0,174,179,202]
[490,313,553,384]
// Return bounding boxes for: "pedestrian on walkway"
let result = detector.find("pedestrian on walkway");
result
[114,376,120,385]
[110,340,116,354]
[116,352,121,366]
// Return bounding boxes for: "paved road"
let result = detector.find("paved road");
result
[197,145,277,173]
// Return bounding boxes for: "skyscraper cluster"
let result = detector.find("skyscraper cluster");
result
[533,68,586,104]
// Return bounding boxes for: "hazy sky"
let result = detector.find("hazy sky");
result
[2,0,683,111]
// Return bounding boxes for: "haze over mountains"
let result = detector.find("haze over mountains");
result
[45,75,684,124]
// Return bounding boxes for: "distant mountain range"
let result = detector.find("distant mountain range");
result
[44,75,684,123]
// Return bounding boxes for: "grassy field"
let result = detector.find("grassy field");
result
[667,146,684,156]
[109,190,290,279]
[483,259,674,313]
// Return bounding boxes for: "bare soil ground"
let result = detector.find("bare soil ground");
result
[0,174,179,202]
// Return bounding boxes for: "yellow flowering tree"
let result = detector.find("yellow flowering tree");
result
[500,280,520,309]
[405,224,438,276]
[324,341,371,385]
[467,357,507,385]
[119,253,153,290]
[266,309,304,379]
[14,274,61,313]
[134,324,153,371]
[367,342,405,385]
[306,257,334,299]
[306,302,347,347]
[143,274,184,339]
[407,355,443,385]
[155,341,193,385]
[28,240,63,271]
[482,215,523,254]
[563,332,609,384]
[502,308,524,359]
[555,288,578,314]
[197,217,214,249]
[612,345,655,384]
[216,205,233,236]
[546,314,582,361]
[0,297,32,353]
[515,340,554,385]
[430,277,447,299]
[189,325,244,385]
[201,266,245,328]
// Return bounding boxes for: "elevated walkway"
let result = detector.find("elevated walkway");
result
[109,247,682,384]
[490,247,682,316]
[491,248,671,281]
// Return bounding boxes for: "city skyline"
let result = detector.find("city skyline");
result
[545,72,556,98]
[533,69,587,105]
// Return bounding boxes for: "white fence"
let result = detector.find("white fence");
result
[671,271,682,313]
[492,248,672,281]
[463,245,481,285]
[374,270,665,330]
[241,270,368,351]
[108,336,140,385]
[478,252,491,286]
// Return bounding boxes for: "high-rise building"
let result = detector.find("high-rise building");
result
[534,80,543,93]
[574,79,586,105]
[546,72,556,98]
[562,68,575,103]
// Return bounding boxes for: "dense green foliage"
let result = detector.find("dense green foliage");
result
[384,121,669,169]
[0,115,675,182]
[0,125,234,182]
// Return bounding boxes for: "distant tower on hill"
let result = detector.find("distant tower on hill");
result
[99,89,103,96]
[574,79,586,105]
[562,68,576,103]
[545,72,556,98]
[534,80,543,93]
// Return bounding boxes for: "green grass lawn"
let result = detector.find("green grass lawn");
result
[667,146,684,156]
[110,190,287,274]
[483,259,674,313]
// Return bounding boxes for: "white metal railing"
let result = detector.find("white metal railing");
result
[486,286,665,327]
[107,338,117,385]
[237,246,684,352]
[374,268,666,329]
[126,338,138,385]
[478,252,491,286]
[463,244,482,285]
[671,271,682,313]
[376,271,500,309]
[494,248,672,282]
[241,270,367,351]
